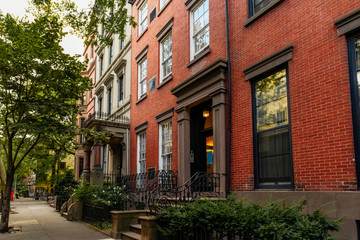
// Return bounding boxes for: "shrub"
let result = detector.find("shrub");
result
[73,184,128,210]
[156,196,343,240]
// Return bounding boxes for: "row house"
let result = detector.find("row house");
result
[76,3,133,185]
[229,0,360,238]
[74,44,96,180]
[129,0,228,194]
[75,0,360,238]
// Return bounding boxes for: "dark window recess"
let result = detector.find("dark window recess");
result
[148,168,155,180]
[79,158,84,177]
[252,68,293,189]
[99,98,103,118]
[150,8,156,23]
[119,76,124,104]
[59,162,66,169]
[108,88,112,115]
[80,118,85,143]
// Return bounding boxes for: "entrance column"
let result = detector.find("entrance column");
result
[82,141,93,183]
[211,89,227,197]
[176,107,191,186]
[91,142,104,186]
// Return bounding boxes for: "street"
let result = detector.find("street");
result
[0,198,114,240]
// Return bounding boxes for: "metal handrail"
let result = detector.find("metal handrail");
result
[148,172,220,213]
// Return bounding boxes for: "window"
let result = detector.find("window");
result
[119,76,124,106]
[253,68,292,189]
[160,33,172,82]
[109,42,113,64]
[108,88,112,115]
[100,56,104,77]
[160,0,170,9]
[137,132,146,188]
[120,40,124,50]
[348,35,360,186]
[159,121,172,171]
[80,118,85,143]
[101,24,105,36]
[191,0,209,59]
[102,145,107,174]
[139,2,148,35]
[81,93,86,105]
[250,0,273,16]
[138,58,147,98]
[79,157,84,177]
[98,97,103,118]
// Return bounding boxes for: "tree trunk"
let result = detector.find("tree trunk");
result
[0,171,14,233]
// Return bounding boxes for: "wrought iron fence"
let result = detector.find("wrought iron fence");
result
[104,170,178,210]
[83,203,112,228]
[149,172,220,213]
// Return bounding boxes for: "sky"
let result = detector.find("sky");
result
[0,0,93,57]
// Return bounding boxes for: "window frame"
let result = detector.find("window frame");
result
[139,2,148,36]
[159,120,172,171]
[137,132,147,188]
[100,56,104,77]
[138,57,147,99]
[160,0,170,11]
[347,33,360,189]
[118,75,124,106]
[251,66,294,189]
[107,87,112,115]
[190,0,210,60]
[160,32,172,83]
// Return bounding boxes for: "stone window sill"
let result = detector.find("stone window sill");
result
[244,0,284,27]
[136,94,147,105]
[157,74,173,89]
[187,46,211,68]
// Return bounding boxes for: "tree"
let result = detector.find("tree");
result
[32,0,137,46]
[0,10,91,232]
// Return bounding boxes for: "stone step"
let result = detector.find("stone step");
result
[129,224,141,235]
[121,231,141,240]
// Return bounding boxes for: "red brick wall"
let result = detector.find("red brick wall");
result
[130,0,227,175]
[229,0,359,191]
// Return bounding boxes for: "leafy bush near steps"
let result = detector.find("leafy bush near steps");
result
[72,183,128,210]
[156,196,343,240]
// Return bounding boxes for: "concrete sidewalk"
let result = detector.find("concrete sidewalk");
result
[0,198,115,240]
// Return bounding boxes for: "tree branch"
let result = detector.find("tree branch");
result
[15,134,41,171]
[13,130,28,164]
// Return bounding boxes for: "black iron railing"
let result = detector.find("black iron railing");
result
[84,111,130,126]
[83,203,111,228]
[149,172,220,213]
[55,195,70,212]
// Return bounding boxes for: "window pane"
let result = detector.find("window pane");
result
[258,127,290,182]
[194,26,209,53]
[254,0,273,14]
[256,69,288,131]
[356,38,360,105]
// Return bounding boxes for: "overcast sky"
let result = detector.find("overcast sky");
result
[0,0,93,57]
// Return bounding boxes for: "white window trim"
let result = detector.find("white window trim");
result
[160,32,172,83]
[158,120,172,171]
[137,132,146,187]
[138,58,147,99]
[160,0,170,10]
[190,0,210,60]
[139,2,148,36]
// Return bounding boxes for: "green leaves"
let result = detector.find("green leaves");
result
[156,197,343,240]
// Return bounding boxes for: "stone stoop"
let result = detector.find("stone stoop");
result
[120,223,142,240]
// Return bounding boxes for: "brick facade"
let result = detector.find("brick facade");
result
[229,0,360,191]
[130,0,227,177]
